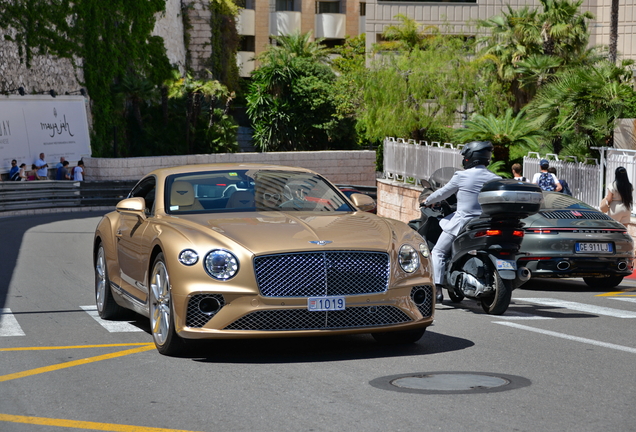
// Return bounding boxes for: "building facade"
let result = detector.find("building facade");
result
[363,0,636,62]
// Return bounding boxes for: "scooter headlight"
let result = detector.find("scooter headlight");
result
[399,244,420,273]
[419,243,430,258]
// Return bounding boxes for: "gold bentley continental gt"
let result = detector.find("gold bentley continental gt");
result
[93,164,434,355]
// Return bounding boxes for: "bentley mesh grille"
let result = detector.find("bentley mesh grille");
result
[186,294,225,328]
[411,285,434,318]
[223,306,411,331]
[254,251,390,297]
[540,210,612,220]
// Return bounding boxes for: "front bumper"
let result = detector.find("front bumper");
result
[172,285,435,340]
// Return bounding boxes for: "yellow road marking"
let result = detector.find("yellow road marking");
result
[0,413,202,432]
[0,343,152,352]
[0,344,155,383]
[597,287,636,297]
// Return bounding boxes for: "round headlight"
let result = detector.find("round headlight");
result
[399,244,420,273]
[204,249,239,280]
[419,243,430,258]
[178,249,199,266]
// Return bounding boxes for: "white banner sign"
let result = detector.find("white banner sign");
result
[0,95,91,174]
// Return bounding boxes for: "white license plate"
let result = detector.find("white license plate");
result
[308,296,345,311]
[496,259,517,270]
[575,242,613,253]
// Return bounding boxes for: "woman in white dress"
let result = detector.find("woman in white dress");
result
[602,166,633,224]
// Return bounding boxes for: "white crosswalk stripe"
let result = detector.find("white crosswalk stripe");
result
[80,305,144,332]
[610,297,636,304]
[519,298,636,318]
[0,308,26,337]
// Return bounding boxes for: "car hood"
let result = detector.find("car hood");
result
[165,211,395,253]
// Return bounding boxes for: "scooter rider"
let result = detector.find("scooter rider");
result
[422,141,501,303]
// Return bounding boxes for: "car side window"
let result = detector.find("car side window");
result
[129,178,157,216]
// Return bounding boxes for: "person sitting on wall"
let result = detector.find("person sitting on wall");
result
[56,161,71,180]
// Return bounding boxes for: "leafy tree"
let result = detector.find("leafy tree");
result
[246,32,356,151]
[360,22,507,143]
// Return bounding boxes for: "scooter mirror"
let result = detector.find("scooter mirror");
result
[417,190,432,206]
[420,179,432,189]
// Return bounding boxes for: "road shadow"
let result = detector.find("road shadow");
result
[183,330,473,364]
[518,278,606,293]
[0,211,109,312]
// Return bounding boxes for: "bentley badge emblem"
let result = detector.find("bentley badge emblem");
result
[309,240,333,246]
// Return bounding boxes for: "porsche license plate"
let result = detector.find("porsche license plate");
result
[308,296,345,311]
[575,242,613,253]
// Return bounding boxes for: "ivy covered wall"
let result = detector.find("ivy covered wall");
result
[0,0,241,157]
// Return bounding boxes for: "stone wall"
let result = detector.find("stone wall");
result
[182,0,213,76]
[84,150,377,185]
[153,0,187,73]
[376,178,422,223]
[0,29,82,96]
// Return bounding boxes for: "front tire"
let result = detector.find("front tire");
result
[149,253,184,356]
[583,276,624,289]
[480,271,512,315]
[372,327,426,344]
[95,243,126,319]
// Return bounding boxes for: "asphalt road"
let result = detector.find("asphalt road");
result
[1,211,635,432]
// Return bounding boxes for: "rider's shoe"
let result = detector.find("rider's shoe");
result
[435,285,444,303]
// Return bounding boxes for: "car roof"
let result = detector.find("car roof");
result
[145,163,316,178]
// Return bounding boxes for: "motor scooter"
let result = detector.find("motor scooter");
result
[409,168,543,315]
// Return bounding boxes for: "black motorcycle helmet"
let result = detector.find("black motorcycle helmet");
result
[461,141,493,169]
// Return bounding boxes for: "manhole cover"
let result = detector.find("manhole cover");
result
[370,371,531,395]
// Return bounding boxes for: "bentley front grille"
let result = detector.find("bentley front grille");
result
[223,305,411,331]
[254,251,390,297]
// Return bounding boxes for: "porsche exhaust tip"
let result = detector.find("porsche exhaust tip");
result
[556,261,571,271]
[198,297,221,315]
[617,261,628,271]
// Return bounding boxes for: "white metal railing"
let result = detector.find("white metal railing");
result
[384,138,636,211]
[523,153,601,206]
[383,137,462,183]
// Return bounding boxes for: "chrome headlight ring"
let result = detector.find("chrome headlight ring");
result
[399,244,420,273]
[178,249,199,266]
[204,249,239,280]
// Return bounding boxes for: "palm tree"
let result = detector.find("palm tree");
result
[266,31,330,63]
[609,0,619,63]
[454,109,544,165]
[525,60,634,155]
[538,0,594,62]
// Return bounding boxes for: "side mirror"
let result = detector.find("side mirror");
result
[350,193,376,213]
[420,179,432,189]
[116,197,146,219]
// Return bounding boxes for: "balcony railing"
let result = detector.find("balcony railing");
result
[314,13,346,39]
[270,11,302,36]
[237,51,255,77]
[237,9,255,36]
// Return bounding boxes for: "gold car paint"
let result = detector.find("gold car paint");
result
[97,163,435,340]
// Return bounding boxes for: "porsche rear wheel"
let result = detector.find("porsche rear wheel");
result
[95,244,126,319]
[149,253,183,356]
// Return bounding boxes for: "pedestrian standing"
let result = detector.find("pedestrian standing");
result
[532,159,562,192]
[34,153,49,180]
[601,166,633,225]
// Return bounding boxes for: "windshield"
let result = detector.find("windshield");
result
[540,192,595,210]
[165,169,352,214]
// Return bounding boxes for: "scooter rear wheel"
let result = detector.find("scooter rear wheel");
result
[447,286,464,303]
[480,271,512,315]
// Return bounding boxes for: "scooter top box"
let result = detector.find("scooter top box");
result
[478,179,543,218]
